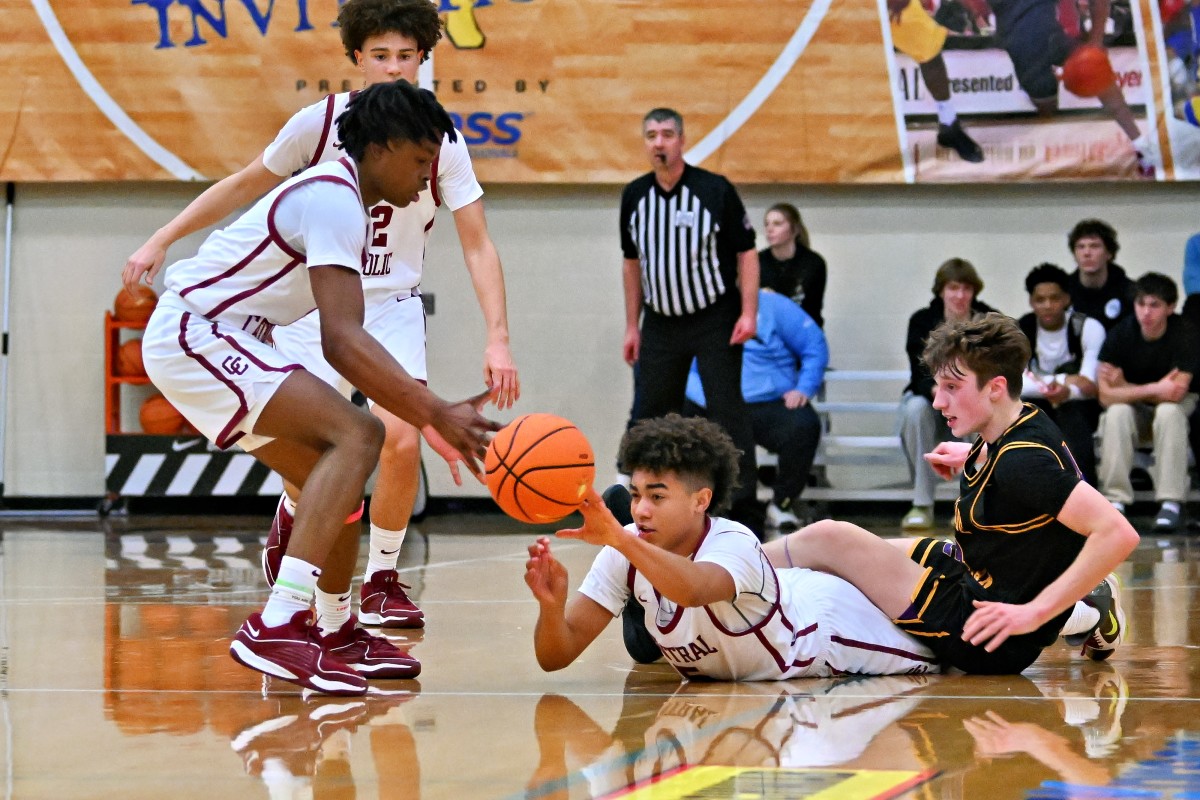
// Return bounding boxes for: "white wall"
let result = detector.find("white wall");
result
[2,180,1198,497]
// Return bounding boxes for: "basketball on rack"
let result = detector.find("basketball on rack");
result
[1062,44,1116,98]
[485,413,595,524]
[139,394,187,435]
[114,285,158,324]
[116,339,146,377]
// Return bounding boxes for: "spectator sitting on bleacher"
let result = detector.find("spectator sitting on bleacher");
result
[1183,233,1200,483]
[686,289,829,532]
[759,203,827,328]
[1066,219,1135,333]
[1019,263,1106,486]
[899,258,997,531]
[1097,272,1199,532]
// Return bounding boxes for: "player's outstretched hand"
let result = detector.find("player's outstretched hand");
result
[557,488,627,547]
[961,599,1045,652]
[925,440,974,480]
[123,240,167,292]
[525,536,569,607]
[422,424,477,486]
[429,389,502,477]
[483,342,521,410]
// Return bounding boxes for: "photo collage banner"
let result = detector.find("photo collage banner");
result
[0,0,1195,183]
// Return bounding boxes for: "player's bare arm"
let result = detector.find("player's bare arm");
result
[730,248,760,345]
[525,536,613,671]
[122,155,284,290]
[961,481,1138,652]
[452,198,521,409]
[924,440,973,479]
[310,264,499,472]
[557,489,736,608]
[1087,0,1112,46]
[621,257,643,365]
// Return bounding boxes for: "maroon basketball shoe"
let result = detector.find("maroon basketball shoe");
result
[320,616,421,679]
[359,569,425,628]
[262,494,293,587]
[230,610,367,696]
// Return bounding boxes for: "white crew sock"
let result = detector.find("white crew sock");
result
[365,524,406,581]
[315,588,353,635]
[936,101,958,126]
[262,556,318,627]
[1060,600,1102,637]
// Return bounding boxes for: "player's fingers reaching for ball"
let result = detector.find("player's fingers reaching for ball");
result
[431,398,501,475]
[421,424,470,486]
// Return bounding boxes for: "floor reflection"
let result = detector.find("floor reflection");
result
[0,513,1196,798]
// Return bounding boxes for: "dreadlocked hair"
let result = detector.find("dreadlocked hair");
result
[336,81,456,161]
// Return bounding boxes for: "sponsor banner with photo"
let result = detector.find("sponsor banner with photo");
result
[0,0,1191,182]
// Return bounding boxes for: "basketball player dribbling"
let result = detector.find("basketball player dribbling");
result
[139,81,499,694]
[124,0,520,636]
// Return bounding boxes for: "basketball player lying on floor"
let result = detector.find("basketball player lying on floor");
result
[140,81,498,696]
[524,414,940,680]
[759,313,1140,674]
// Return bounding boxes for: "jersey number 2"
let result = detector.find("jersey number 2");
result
[370,206,393,248]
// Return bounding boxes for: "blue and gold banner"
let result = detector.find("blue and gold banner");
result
[0,0,1188,182]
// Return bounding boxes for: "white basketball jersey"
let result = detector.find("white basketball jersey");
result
[578,518,827,681]
[262,91,483,304]
[163,157,367,330]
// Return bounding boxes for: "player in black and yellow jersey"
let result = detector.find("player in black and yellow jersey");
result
[762,313,1140,674]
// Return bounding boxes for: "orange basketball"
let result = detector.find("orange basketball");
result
[116,339,146,377]
[485,413,595,524]
[139,394,187,435]
[114,285,158,324]
[1062,45,1116,98]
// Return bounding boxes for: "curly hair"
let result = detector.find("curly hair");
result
[338,0,443,64]
[1068,219,1119,259]
[922,312,1030,400]
[336,81,455,161]
[1024,262,1070,295]
[618,414,741,515]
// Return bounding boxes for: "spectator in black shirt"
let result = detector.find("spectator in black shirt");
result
[1097,272,1199,531]
[759,203,827,328]
[1066,219,1135,332]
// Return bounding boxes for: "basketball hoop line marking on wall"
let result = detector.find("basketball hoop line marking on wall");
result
[684,0,834,166]
[30,0,206,181]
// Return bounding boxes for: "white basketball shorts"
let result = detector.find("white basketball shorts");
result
[781,569,942,676]
[142,294,301,452]
[272,289,427,401]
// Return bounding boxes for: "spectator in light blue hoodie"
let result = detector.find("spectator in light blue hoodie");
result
[686,289,829,531]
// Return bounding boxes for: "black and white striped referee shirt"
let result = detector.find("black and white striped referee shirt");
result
[620,164,756,318]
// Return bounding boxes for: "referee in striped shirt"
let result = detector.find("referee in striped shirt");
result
[619,108,762,533]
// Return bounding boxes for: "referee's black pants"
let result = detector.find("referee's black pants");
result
[630,302,758,522]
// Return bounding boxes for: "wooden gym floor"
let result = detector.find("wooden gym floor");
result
[1,508,1198,799]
